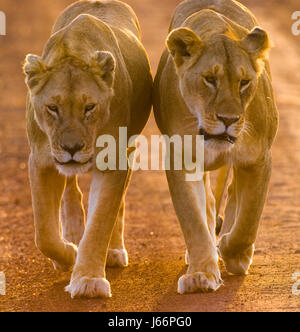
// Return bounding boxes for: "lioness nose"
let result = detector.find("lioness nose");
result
[217,115,240,127]
[61,143,84,156]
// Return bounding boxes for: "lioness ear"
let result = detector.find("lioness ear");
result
[90,51,116,87]
[241,27,271,59]
[166,27,204,67]
[23,54,48,91]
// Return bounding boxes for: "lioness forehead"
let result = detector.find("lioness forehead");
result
[200,36,254,76]
[40,64,100,102]
[53,64,95,88]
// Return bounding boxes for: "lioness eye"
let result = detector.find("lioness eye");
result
[240,79,251,90]
[47,105,59,115]
[85,104,96,114]
[204,76,218,87]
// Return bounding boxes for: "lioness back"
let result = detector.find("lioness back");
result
[52,0,141,38]
[170,0,258,31]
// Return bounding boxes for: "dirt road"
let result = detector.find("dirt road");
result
[0,0,299,312]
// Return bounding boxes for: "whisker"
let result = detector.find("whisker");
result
[242,121,254,137]
[180,117,200,131]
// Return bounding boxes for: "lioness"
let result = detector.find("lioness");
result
[23,0,152,298]
[154,0,278,294]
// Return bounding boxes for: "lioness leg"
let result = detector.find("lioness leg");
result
[205,173,217,243]
[29,155,77,272]
[214,165,231,234]
[218,154,272,275]
[106,197,128,268]
[66,169,129,298]
[219,177,237,238]
[186,173,218,264]
[167,170,222,294]
[60,176,85,246]
[214,165,231,219]
[107,169,132,267]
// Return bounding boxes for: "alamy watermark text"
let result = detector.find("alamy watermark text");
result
[0,11,6,36]
[95,128,204,182]
[0,272,5,296]
[292,11,300,36]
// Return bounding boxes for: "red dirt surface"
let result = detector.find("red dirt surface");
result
[0,0,299,312]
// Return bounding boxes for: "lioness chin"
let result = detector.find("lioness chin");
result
[24,0,152,298]
[154,0,278,294]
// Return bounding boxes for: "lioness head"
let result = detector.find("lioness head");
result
[166,25,270,150]
[24,51,116,175]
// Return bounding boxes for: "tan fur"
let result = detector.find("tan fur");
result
[154,0,278,293]
[24,0,152,298]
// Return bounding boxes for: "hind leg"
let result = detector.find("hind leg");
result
[205,173,217,244]
[61,176,85,246]
[106,197,128,267]
[106,169,132,268]
[214,166,231,235]
[214,165,230,219]
[219,177,237,238]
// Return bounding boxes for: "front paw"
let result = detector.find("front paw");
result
[65,276,112,298]
[178,271,223,294]
[107,248,128,268]
[218,234,254,275]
